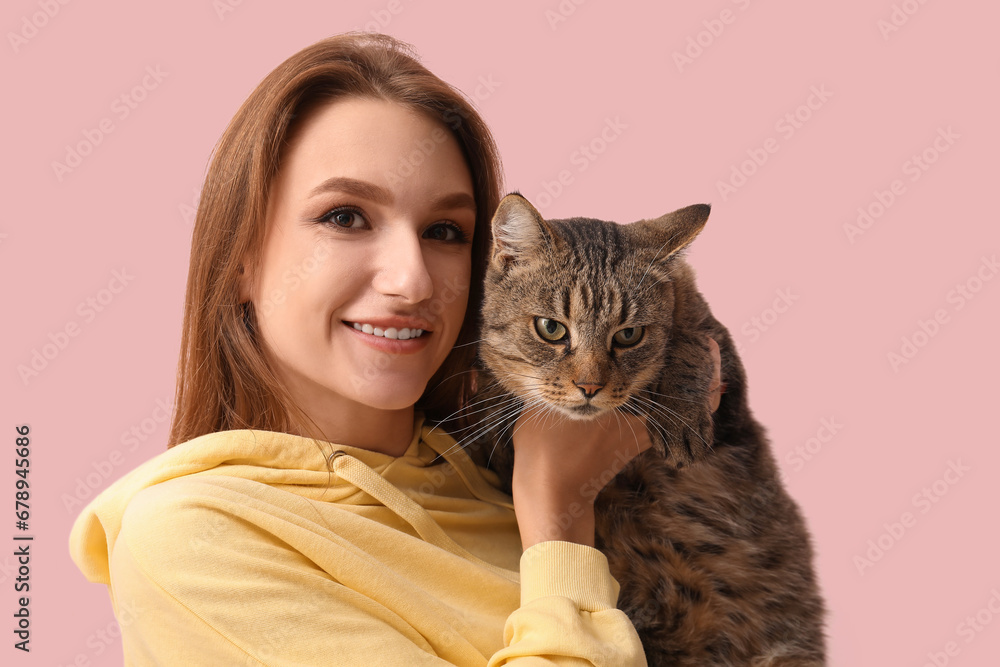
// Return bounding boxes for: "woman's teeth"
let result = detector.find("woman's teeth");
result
[352,322,425,340]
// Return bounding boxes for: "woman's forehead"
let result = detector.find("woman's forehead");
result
[277,97,474,203]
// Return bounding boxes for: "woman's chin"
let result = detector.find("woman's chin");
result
[353,383,427,413]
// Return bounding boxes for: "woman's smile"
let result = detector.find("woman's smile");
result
[342,316,434,354]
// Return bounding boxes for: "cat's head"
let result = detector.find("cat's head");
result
[479,192,710,422]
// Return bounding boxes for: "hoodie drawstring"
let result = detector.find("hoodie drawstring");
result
[328,451,517,581]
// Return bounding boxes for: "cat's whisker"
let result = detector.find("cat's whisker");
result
[487,395,549,468]
[628,395,680,428]
[469,404,527,455]
[432,398,527,462]
[450,338,486,349]
[621,400,671,452]
[630,397,690,442]
[631,394,712,452]
[639,388,700,404]
[611,405,644,459]
[423,369,500,439]
[486,405,530,467]
[429,387,525,445]
[449,394,526,429]
[425,367,479,394]
[439,392,521,428]
[425,375,541,438]
[634,235,680,292]
[493,370,547,383]
[424,386,516,439]
[457,393,541,453]
[424,375,550,442]
[625,396,681,449]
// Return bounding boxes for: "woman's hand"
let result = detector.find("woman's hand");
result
[511,336,723,550]
[510,407,650,549]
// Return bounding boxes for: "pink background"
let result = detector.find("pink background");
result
[4,1,998,665]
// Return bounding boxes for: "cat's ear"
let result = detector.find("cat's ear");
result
[630,203,711,262]
[490,192,555,266]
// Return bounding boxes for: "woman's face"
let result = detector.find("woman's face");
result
[241,97,476,424]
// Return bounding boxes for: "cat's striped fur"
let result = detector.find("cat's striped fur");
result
[461,193,826,666]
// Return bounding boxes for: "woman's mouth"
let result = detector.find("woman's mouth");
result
[347,322,428,340]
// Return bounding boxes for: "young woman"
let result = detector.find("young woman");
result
[70,32,722,665]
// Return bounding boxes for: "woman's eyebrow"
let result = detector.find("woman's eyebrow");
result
[433,191,476,213]
[308,176,475,213]
[309,176,390,203]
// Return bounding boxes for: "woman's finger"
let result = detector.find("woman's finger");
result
[707,336,724,413]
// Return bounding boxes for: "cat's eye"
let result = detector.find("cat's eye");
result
[613,326,644,347]
[534,317,568,342]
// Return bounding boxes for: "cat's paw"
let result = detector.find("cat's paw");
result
[644,333,716,467]
[658,398,715,468]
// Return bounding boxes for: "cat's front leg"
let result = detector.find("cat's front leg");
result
[643,330,716,468]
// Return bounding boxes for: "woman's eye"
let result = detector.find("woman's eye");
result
[612,326,644,347]
[320,207,365,228]
[424,223,465,242]
[534,317,568,342]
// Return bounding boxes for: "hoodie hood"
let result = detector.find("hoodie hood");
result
[69,413,514,585]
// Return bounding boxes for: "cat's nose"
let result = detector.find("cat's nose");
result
[574,381,604,399]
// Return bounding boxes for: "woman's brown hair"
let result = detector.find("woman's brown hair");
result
[166,32,503,448]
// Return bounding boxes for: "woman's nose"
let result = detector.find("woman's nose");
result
[372,230,434,304]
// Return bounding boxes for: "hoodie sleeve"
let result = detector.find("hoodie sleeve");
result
[488,541,647,666]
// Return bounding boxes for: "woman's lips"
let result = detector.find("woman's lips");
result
[342,320,432,354]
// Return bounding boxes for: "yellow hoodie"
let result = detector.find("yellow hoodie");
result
[69,413,646,666]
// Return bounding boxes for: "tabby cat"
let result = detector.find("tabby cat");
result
[460,193,826,666]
